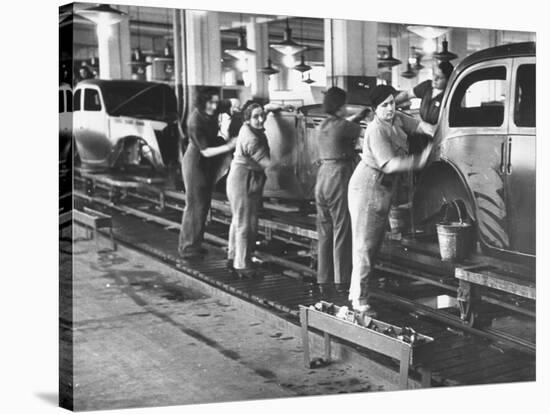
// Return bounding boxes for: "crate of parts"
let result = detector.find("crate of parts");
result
[299,301,435,389]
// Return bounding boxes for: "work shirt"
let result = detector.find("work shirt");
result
[186,108,220,172]
[413,80,444,125]
[361,112,420,171]
[318,115,362,160]
[232,124,270,172]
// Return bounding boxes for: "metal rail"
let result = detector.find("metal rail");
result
[73,187,536,355]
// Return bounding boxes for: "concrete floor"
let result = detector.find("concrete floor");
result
[67,226,393,411]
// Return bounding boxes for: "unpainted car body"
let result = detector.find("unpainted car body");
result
[73,79,180,172]
[413,42,536,263]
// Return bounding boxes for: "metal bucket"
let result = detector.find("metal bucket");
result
[436,201,473,262]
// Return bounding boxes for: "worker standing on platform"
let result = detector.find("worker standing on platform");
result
[315,87,369,295]
[226,103,271,278]
[348,85,434,315]
[394,61,453,153]
[178,87,237,259]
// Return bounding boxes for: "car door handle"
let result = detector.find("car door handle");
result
[500,142,506,174]
[507,139,513,175]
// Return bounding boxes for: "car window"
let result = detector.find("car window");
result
[449,66,507,127]
[59,90,64,113]
[65,90,73,113]
[514,64,535,127]
[84,89,102,111]
[74,89,81,111]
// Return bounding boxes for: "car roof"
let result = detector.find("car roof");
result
[454,41,535,75]
[76,79,167,89]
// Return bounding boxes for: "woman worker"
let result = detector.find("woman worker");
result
[226,103,271,278]
[394,61,453,153]
[348,85,434,315]
[315,87,370,295]
[178,87,237,259]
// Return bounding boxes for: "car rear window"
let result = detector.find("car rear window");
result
[74,89,81,111]
[449,66,507,128]
[514,64,535,127]
[59,90,64,113]
[84,89,102,111]
[65,90,73,113]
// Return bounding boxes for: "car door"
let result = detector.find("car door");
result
[440,59,512,252]
[73,86,110,166]
[504,57,536,256]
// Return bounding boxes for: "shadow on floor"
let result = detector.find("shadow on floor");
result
[34,392,58,406]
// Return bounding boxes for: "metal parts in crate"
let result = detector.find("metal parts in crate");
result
[299,301,434,389]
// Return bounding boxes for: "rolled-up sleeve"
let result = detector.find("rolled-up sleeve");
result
[245,134,270,165]
[396,112,420,136]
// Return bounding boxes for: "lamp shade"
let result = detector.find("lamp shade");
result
[224,31,256,60]
[270,19,306,56]
[378,45,402,68]
[76,4,126,25]
[400,63,417,79]
[433,38,458,61]
[260,59,279,76]
[303,73,315,84]
[293,54,311,73]
[406,25,448,39]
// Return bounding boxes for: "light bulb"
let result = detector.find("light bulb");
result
[283,55,295,68]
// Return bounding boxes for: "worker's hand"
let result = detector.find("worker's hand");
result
[416,142,433,169]
[358,107,372,120]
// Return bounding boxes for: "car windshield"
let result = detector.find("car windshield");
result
[101,83,178,121]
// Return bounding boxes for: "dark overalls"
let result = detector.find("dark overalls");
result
[348,113,419,307]
[178,109,220,256]
[315,116,362,288]
[409,80,443,154]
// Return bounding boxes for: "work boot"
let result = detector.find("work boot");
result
[235,267,256,279]
[226,259,234,270]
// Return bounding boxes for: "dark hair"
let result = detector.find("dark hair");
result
[218,99,232,115]
[243,103,263,122]
[195,87,220,111]
[438,61,454,80]
[323,87,347,115]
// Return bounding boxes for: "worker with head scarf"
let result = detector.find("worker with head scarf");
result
[348,85,435,315]
[226,103,271,278]
[315,87,370,295]
[178,87,237,259]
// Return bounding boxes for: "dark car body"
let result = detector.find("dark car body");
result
[413,42,536,263]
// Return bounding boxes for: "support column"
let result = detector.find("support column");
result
[184,10,222,87]
[324,19,378,102]
[448,28,468,65]
[97,16,131,80]
[246,19,269,101]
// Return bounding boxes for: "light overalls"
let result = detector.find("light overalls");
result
[227,124,270,270]
[348,112,419,306]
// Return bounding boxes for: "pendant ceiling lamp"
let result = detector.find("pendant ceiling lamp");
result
[378,24,402,68]
[406,25,448,40]
[260,58,279,76]
[433,37,458,61]
[77,4,126,25]
[401,31,416,79]
[270,18,306,56]
[294,18,311,73]
[224,14,256,60]
[128,7,149,71]
[413,55,424,71]
[163,9,173,58]
[303,73,315,84]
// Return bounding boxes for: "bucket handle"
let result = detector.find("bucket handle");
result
[442,200,465,224]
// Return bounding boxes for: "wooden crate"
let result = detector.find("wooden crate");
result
[299,302,434,389]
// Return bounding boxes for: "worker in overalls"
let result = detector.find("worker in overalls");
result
[315,87,369,295]
[348,85,435,315]
[226,103,271,278]
[178,87,237,259]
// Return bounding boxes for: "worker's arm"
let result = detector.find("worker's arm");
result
[346,107,372,123]
[199,138,236,158]
[380,142,433,174]
[394,90,415,106]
